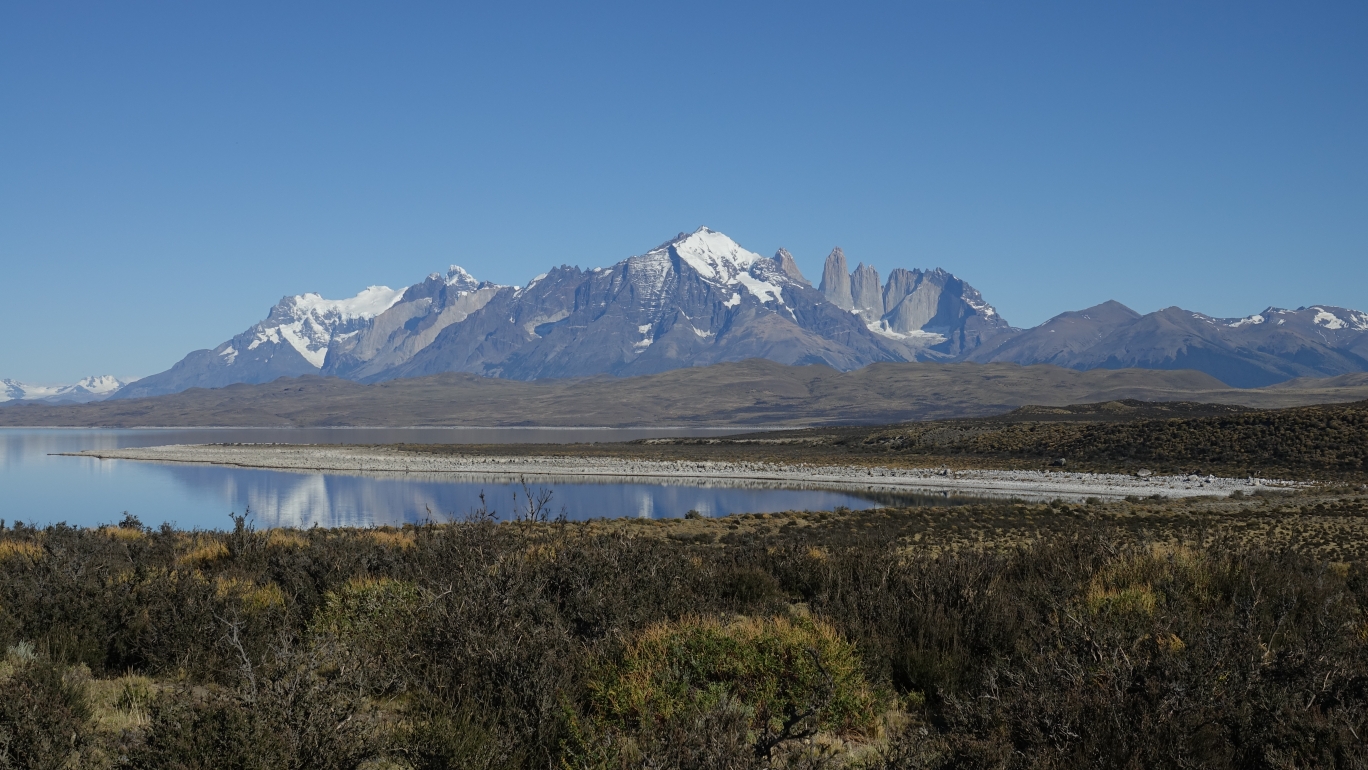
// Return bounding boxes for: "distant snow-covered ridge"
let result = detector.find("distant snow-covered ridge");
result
[0,375,137,405]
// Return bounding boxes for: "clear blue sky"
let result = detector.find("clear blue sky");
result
[2,1,1365,383]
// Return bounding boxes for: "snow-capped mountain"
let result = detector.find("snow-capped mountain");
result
[113,286,404,399]
[105,226,1368,398]
[324,227,1010,382]
[322,266,506,381]
[0,375,136,404]
[120,228,1012,397]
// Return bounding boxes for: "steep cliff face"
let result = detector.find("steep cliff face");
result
[818,253,1016,359]
[819,248,854,311]
[850,263,884,324]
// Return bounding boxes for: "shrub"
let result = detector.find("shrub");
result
[0,647,89,770]
[312,577,425,695]
[580,614,879,763]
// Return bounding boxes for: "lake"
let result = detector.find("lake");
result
[0,427,976,530]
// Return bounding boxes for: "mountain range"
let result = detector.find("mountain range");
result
[0,376,134,405]
[110,227,1368,399]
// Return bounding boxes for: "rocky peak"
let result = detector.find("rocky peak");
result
[444,265,481,292]
[819,248,853,310]
[850,263,884,323]
[773,249,809,286]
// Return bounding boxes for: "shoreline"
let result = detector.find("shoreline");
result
[65,444,1300,501]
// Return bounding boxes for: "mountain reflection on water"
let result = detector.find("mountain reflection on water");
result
[2,428,980,530]
[153,465,978,529]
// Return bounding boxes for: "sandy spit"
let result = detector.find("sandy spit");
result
[66,445,1299,501]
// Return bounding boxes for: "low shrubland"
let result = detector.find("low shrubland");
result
[847,399,1368,478]
[398,399,1368,481]
[1,500,1367,768]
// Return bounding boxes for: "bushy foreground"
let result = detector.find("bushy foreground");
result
[1,511,1366,769]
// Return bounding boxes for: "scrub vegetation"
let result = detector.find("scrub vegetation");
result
[2,490,1368,769]
[397,399,1368,482]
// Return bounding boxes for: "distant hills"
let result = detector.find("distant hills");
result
[7,360,1368,428]
[966,301,1368,388]
[104,227,1367,399]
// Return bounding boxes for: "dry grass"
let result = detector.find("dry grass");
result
[266,530,309,549]
[365,529,415,550]
[0,540,43,561]
[214,576,286,613]
[177,539,228,567]
[98,526,146,542]
[86,673,157,733]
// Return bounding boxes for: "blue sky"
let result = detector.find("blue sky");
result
[2,1,1365,383]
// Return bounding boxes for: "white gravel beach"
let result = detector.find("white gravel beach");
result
[67,444,1299,501]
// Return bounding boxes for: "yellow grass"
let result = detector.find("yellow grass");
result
[177,539,228,567]
[266,530,310,549]
[366,529,415,549]
[215,576,286,613]
[99,526,146,542]
[1156,633,1186,653]
[0,540,43,561]
[86,673,157,732]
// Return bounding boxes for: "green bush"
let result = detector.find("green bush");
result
[0,644,89,770]
[312,576,425,695]
[579,614,879,763]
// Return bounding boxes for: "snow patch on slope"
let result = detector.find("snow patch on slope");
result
[866,321,946,344]
[1312,308,1346,330]
[964,298,997,319]
[634,324,654,350]
[733,272,785,305]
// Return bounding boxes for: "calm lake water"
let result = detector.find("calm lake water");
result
[0,428,973,530]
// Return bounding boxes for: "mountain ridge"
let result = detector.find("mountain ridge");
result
[1,375,136,405]
[106,227,1368,397]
